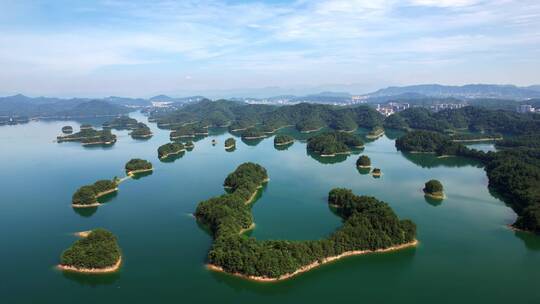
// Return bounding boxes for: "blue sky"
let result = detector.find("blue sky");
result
[0,0,539,97]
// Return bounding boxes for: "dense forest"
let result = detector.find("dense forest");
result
[356,155,371,168]
[57,127,117,146]
[423,180,444,198]
[307,131,364,156]
[125,159,153,173]
[130,122,153,139]
[72,179,118,206]
[170,123,209,140]
[195,163,416,279]
[158,142,185,159]
[274,134,294,146]
[151,100,384,134]
[60,229,121,269]
[103,116,138,130]
[61,126,73,134]
[225,138,236,149]
[396,130,540,233]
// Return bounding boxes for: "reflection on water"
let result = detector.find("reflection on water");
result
[72,206,98,217]
[242,137,265,146]
[130,170,153,180]
[159,151,185,163]
[424,195,443,207]
[61,269,121,286]
[356,167,371,175]
[274,142,293,151]
[514,230,540,251]
[307,151,348,164]
[401,152,483,169]
[225,146,236,153]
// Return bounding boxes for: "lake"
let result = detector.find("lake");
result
[1,112,539,304]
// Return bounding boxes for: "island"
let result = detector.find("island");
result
[158,142,185,159]
[185,141,195,150]
[61,126,73,134]
[423,179,445,200]
[274,134,294,146]
[241,127,266,140]
[103,116,138,130]
[170,123,209,140]
[307,131,364,157]
[371,168,382,177]
[72,179,119,208]
[57,126,117,146]
[366,126,385,139]
[130,122,153,139]
[58,228,121,273]
[80,124,93,130]
[195,163,416,281]
[356,155,371,168]
[125,158,153,175]
[225,137,236,150]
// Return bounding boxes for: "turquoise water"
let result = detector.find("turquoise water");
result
[1,112,539,304]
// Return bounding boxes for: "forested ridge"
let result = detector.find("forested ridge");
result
[195,163,416,279]
[72,179,118,205]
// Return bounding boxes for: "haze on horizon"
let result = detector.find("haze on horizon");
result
[0,0,539,98]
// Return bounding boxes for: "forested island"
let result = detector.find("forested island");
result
[396,130,540,233]
[423,180,445,200]
[225,137,236,150]
[241,127,266,140]
[372,168,382,177]
[195,163,416,281]
[274,134,294,146]
[125,159,153,175]
[356,155,371,168]
[170,123,209,140]
[72,179,119,208]
[185,141,195,150]
[307,131,364,157]
[130,122,153,139]
[58,229,121,273]
[158,142,185,159]
[61,126,73,134]
[103,116,138,130]
[366,126,384,139]
[57,126,117,146]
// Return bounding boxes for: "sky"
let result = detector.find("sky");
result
[0,0,539,98]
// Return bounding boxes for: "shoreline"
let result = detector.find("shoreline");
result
[57,256,122,274]
[207,239,418,282]
[320,151,351,157]
[357,165,371,169]
[243,135,266,140]
[274,140,294,146]
[239,223,255,235]
[452,137,502,142]
[424,192,445,200]
[225,144,235,150]
[300,127,323,133]
[127,168,153,176]
[159,149,186,159]
[366,131,385,139]
[71,188,118,208]
[244,178,270,205]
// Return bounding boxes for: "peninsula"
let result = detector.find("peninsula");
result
[58,229,122,273]
[195,163,416,281]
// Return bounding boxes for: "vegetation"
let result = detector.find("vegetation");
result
[356,155,371,168]
[225,137,236,149]
[274,134,294,146]
[103,116,138,130]
[366,126,384,139]
[307,131,364,156]
[130,122,153,139]
[125,159,153,174]
[151,100,383,134]
[61,126,73,134]
[170,123,209,139]
[195,164,416,279]
[72,179,118,206]
[450,133,502,142]
[372,168,382,176]
[158,142,185,159]
[57,127,117,146]
[424,180,444,199]
[185,141,194,149]
[396,130,540,233]
[60,229,121,270]
[241,127,266,139]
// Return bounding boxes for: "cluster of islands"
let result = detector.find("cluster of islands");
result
[53,98,540,277]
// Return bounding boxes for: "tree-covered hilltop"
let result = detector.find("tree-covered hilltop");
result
[61,126,73,134]
[72,179,118,206]
[125,159,153,174]
[396,130,540,233]
[150,99,383,133]
[274,134,294,146]
[170,123,209,140]
[57,126,117,146]
[225,137,236,149]
[424,180,444,199]
[495,134,540,149]
[385,106,540,135]
[130,122,153,139]
[372,168,382,176]
[366,126,384,139]
[195,164,416,280]
[158,142,185,159]
[241,127,266,139]
[60,229,121,270]
[103,116,138,130]
[307,131,364,156]
[356,155,371,168]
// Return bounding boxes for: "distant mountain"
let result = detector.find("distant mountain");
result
[366,84,540,100]
[149,95,205,106]
[104,96,151,107]
[526,85,540,92]
[0,94,130,117]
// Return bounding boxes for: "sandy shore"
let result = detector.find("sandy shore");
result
[366,131,385,139]
[127,168,153,176]
[72,202,101,208]
[357,165,371,169]
[239,223,255,235]
[207,240,418,282]
[320,151,351,157]
[159,149,186,159]
[58,257,122,274]
[452,137,502,142]
[225,144,235,150]
[301,127,323,133]
[424,192,445,200]
[274,140,294,146]
[243,135,267,140]
[244,178,270,205]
